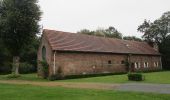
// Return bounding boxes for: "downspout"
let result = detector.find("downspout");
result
[53,51,56,74]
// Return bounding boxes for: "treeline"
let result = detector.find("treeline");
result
[77,27,142,42]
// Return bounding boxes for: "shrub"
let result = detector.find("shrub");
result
[0,62,12,75]
[7,74,21,78]
[128,73,144,81]
[19,62,35,74]
[40,61,49,79]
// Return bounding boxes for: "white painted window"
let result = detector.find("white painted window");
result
[144,62,146,68]
[154,62,156,67]
[135,62,138,69]
[147,62,149,68]
[144,62,149,68]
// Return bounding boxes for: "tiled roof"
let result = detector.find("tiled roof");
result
[43,29,160,55]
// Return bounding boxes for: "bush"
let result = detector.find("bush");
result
[128,73,144,81]
[19,62,35,74]
[0,62,12,75]
[7,74,21,78]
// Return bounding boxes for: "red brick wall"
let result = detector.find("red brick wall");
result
[37,34,53,76]
[53,52,127,76]
[52,52,162,76]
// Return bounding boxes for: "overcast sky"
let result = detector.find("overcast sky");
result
[38,0,170,38]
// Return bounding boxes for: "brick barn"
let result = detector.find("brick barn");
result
[37,29,162,77]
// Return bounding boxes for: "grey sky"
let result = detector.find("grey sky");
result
[39,0,170,38]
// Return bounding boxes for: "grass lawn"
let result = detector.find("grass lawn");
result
[0,71,170,84]
[59,71,170,84]
[0,83,169,100]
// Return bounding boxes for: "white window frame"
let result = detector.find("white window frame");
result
[146,62,149,68]
[154,62,156,67]
[135,62,138,69]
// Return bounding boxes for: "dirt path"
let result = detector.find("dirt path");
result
[0,80,119,90]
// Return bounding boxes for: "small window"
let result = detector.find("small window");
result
[144,62,147,68]
[121,60,125,64]
[154,62,156,67]
[108,60,112,64]
[135,62,138,69]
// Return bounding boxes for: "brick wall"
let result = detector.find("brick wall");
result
[52,52,162,76]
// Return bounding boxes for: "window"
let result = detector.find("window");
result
[144,62,149,68]
[147,62,149,68]
[108,60,112,64]
[121,60,125,64]
[135,62,141,69]
[42,46,46,61]
[135,62,138,69]
[156,62,159,67]
[154,62,156,67]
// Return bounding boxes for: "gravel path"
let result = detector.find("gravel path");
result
[115,83,170,94]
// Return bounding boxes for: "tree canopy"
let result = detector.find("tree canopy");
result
[77,26,123,39]
[0,0,41,74]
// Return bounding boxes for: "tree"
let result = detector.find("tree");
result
[138,11,170,69]
[105,26,122,39]
[123,36,142,42]
[0,0,41,75]
[77,26,123,39]
[138,11,170,44]
[77,29,95,35]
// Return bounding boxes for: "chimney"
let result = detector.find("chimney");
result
[148,42,159,51]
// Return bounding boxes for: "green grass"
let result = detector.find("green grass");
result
[0,73,47,82]
[58,71,170,84]
[0,83,169,100]
[0,71,170,84]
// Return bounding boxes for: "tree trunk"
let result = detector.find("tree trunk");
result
[12,56,20,75]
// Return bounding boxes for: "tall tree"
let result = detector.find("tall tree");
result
[138,11,170,44]
[0,0,41,75]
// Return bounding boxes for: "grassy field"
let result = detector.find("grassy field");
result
[0,71,170,84]
[0,83,169,100]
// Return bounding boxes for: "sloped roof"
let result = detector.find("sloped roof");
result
[43,29,160,55]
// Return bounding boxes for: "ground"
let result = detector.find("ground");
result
[0,71,170,100]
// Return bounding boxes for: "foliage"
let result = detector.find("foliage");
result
[77,26,123,39]
[40,61,49,79]
[0,62,12,74]
[138,11,170,43]
[0,0,41,74]
[128,73,144,81]
[138,11,170,69]
[159,36,170,69]
[7,74,21,78]
[19,62,35,74]
[123,36,142,42]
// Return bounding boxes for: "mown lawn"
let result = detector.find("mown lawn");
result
[0,71,170,84]
[59,71,170,84]
[0,83,169,100]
